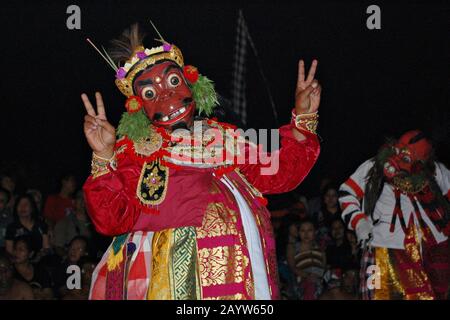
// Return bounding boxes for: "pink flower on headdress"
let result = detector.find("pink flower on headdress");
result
[163,43,172,52]
[116,67,127,79]
[136,51,147,60]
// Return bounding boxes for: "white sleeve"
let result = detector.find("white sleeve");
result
[339,159,374,230]
[434,162,450,198]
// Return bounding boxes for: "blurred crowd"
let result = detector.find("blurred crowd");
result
[271,178,360,300]
[0,171,402,300]
[0,172,109,300]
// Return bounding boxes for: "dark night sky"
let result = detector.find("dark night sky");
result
[1,0,449,201]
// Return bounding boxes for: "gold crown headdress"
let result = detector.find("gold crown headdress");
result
[86,21,219,142]
[87,21,184,97]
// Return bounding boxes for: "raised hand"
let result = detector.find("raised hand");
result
[81,92,116,159]
[295,59,322,115]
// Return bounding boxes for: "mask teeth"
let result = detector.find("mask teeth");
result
[161,107,188,123]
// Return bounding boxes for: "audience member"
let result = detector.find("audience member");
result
[326,218,356,271]
[54,236,89,297]
[53,191,93,257]
[276,216,301,299]
[43,174,77,226]
[12,236,53,299]
[313,184,341,249]
[0,188,13,249]
[287,219,326,300]
[289,195,309,221]
[26,189,44,214]
[319,268,358,300]
[345,229,361,269]
[307,177,332,216]
[341,268,359,297]
[5,194,50,258]
[0,173,17,210]
[61,256,97,300]
[0,253,34,300]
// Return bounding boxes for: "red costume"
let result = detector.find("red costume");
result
[82,23,321,300]
[84,122,319,299]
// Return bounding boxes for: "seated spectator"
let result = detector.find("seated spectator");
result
[0,253,34,300]
[53,191,93,257]
[5,194,50,258]
[307,177,332,216]
[276,216,301,299]
[26,189,43,214]
[312,184,342,249]
[289,195,310,221]
[62,256,98,300]
[341,268,359,297]
[54,236,89,297]
[287,219,326,300]
[319,268,358,300]
[345,229,361,270]
[0,187,13,249]
[36,252,62,299]
[0,173,17,210]
[326,218,356,270]
[43,173,77,227]
[12,236,53,299]
[277,216,301,262]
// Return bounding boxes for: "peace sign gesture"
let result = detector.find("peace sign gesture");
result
[295,59,322,115]
[81,92,116,159]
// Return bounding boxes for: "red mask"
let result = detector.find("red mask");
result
[383,130,432,179]
[133,61,196,130]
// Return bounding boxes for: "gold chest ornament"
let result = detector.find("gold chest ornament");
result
[136,159,169,206]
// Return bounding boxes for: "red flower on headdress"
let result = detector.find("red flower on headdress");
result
[183,65,199,83]
[125,96,144,113]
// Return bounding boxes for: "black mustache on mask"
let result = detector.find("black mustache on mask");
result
[171,121,188,131]
[153,112,163,121]
[182,97,193,105]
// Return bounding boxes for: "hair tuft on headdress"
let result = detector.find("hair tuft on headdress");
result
[109,23,147,66]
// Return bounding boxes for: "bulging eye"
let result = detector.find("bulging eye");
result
[142,86,156,100]
[167,74,181,87]
[402,155,411,163]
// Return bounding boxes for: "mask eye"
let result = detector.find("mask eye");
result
[141,86,156,100]
[402,155,411,163]
[167,74,181,88]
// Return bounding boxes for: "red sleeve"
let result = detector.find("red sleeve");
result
[82,154,141,236]
[238,123,320,195]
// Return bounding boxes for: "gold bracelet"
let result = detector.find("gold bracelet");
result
[93,152,115,161]
[291,110,319,135]
[91,152,117,178]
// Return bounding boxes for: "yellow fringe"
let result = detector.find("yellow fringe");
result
[106,246,124,271]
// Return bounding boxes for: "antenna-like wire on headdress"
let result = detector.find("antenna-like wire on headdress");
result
[86,38,118,72]
[149,20,167,44]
